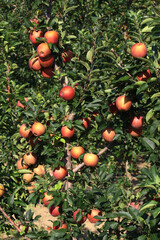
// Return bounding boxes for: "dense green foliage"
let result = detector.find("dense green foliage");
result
[0,0,160,239]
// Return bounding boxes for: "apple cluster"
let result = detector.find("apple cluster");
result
[42,191,102,231]
[29,19,73,78]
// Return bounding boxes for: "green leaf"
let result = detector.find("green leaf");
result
[152,207,160,218]
[140,200,157,212]
[116,211,132,220]
[128,207,138,220]
[64,5,78,14]
[151,92,160,99]
[136,83,148,94]
[146,109,154,122]
[142,26,154,33]
[141,18,154,25]
[86,48,94,62]
[78,60,90,71]
[141,137,155,150]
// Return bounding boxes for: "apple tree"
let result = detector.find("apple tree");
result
[0,0,160,239]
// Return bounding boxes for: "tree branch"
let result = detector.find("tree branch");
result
[0,206,31,240]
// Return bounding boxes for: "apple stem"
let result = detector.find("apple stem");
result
[0,205,31,240]
[111,48,135,82]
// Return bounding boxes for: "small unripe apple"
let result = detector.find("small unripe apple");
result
[130,116,143,129]
[102,128,115,142]
[87,209,102,223]
[116,95,132,111]
[32,122,46,136]
[19,124,32,138]
[53,166,67,180]
[83,153,99,167]
[60,86,75,101]
[130,43,147,58]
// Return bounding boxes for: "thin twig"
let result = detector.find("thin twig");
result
[111,48,135,82]
[0,206,31,240]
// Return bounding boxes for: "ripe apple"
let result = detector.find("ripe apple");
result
[24,152,37,166]
[128,126,142,137]
[61,50,73,63]
[82,117,90,129]
[0,184,4,197]
[130,116,143,129]
[17,158,28,170]
[73,210,87,224]
[137,69,151,81]
[130,202,140,209]
[42,192,53,206]
[109,102,118,114]
[102,127,115,142]
[53,222,67,230]
[53,166,67,180]
[116,95,132,111]
[71,146,85,159]
[87,209,102,223]
[32,122,46,136]
[130,43,147,58]
[38,55,54,68]
[60,86,75,101]
[61,126,75,138]
[27,181,36,194]
[41,67,54,78]
[37,43,51,58]
[19,124,32,138]
[23,171,34,183]
[44,30,59,44]
[33,165,45,176]
[49,205,60,217]
[83,153,99,167]
[29,30,43,45]
[29,57,42,71]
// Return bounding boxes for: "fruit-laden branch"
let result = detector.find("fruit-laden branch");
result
[0,206,31,240]
[73,146,111,173]
[111,48,135,82]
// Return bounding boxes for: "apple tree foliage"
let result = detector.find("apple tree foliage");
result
[0,0,160,239]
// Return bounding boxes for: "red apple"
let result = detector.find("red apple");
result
[83,153,99,167]
[49,205,60,217]
[60,86,75,101]
[19,124,32,138]
[130,43,147,58]
[42,192,53,206]
[116,95,132,111]
[128,126,142,137]
[61,126,75,138]
[73,210,87,224]
[130,116,143,129]
[102,127,115,142]
[53,166,67,180]
[71,146,85,159]
[137,69,151,81]
[87,209,102,223]
[53,222,67,230]
[32,122,46,136]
